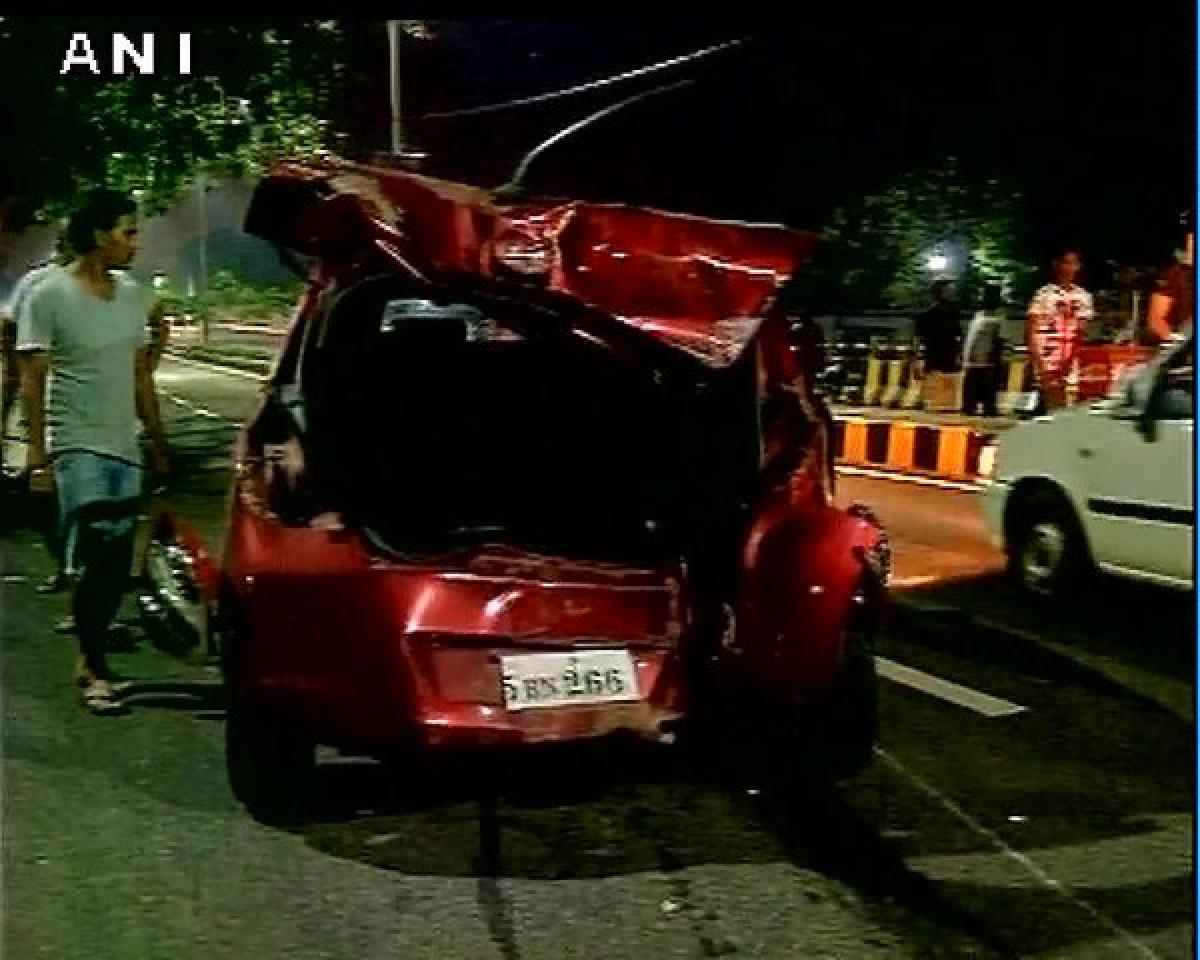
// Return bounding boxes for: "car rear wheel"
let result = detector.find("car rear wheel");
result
[226,698,316,824]
[732,617,878,790]
[1007,490,1089,597]
[803,625,878,781]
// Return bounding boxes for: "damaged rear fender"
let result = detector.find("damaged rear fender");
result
[735,503,887,700]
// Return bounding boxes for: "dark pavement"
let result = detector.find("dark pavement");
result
[0,357,1192,959]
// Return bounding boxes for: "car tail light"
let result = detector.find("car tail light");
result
[143,538,208,635]
[491,229,555,279]
[848,503,892,588]
[138,513,218,653]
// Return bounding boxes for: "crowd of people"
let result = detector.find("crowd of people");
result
[911,240,1195,416]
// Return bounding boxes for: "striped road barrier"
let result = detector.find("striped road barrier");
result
[833,416,999,486]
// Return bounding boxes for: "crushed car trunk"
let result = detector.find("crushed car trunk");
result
[300,272,763,571]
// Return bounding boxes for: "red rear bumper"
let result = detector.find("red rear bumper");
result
[221,511,688,751]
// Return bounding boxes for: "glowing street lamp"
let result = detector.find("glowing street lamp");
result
[926,250,949,272]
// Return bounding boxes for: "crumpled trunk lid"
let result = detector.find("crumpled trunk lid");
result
[244,158,819,369]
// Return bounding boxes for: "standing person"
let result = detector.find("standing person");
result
[962,283,1005,416]
[1,248,69,464]
[1026,247,1094,409]
[3,239,75,592]
[1,289,18,457]
[1145,230,1194,344]
[17,188,169,714]
[913,278,963,374]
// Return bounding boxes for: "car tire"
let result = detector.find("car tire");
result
[225,697,316,824]
[1006,489,1089,598]
[737,619,878,791]
[805,625,878,781]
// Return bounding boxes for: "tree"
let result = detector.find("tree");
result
[793,157,1038,313]
[0,18,362,231]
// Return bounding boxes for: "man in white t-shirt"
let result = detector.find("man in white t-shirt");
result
[18,189,169,714]
[3,239,74,592]
[962,283,1005,416]
[1025,248,1094,409]
[2,249,71,453]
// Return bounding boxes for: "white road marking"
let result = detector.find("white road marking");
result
[909,812,1192,891]
[159,391,236,427]
[875,747,1163,960]
[161,351,268,383]
[835,464,984,492]
[875,656,1027,718]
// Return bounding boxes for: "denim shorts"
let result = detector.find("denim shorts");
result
[53,450,143,571]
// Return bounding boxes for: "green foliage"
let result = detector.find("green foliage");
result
[795,158,1038,313]
[160,270,303,324]
[0,19,354,230]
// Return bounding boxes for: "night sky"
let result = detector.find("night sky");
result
[390,14,1195,268]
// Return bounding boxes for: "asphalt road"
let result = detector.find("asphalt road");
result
[0,357,1192,959]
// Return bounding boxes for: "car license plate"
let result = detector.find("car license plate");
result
[501,650,640,711]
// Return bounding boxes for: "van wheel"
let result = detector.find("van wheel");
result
[1007,490,1089,597]
[226,698,315,824]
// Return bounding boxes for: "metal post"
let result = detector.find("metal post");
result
[387,20,405,156]
[197,173,208,343]
[196,174,207,290]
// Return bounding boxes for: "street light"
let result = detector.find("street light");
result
[926,251,949,272]
[384,20,429,169]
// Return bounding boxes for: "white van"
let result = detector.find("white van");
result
[983,336,1194,594]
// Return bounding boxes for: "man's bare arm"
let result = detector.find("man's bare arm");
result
[147,300,168,370]
[19,350,49,468]
[135,348,165,441]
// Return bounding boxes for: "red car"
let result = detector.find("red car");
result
[141,159,891,821]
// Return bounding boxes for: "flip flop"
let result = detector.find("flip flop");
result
[75,665,134,695]
[81,681,126,716]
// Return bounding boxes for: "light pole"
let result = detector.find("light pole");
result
[195,171,208,343]
[386,20,405,157]
[196,171,207,294]
[385,20,428,168]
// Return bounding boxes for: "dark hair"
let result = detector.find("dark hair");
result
[981,283,1003,309]
[65,188,136,254]
[931,278,952,296]
[1052,246,1083,264]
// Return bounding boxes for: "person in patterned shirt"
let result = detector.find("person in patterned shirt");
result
[1025,248,1094,409]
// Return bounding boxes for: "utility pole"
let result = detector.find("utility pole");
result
[384,20,427,169]
[196,171,209,343]
[386,20,405,156]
